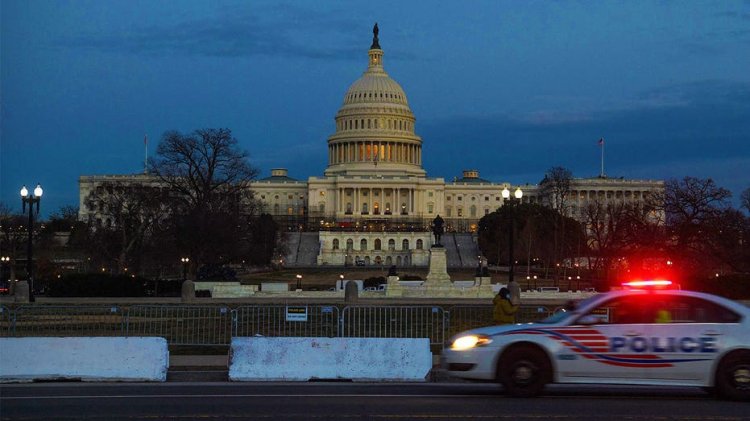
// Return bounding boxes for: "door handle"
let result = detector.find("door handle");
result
[702,330,721,336]
[624,331,642,337]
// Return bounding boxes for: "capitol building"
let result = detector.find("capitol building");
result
[80,26,663,268]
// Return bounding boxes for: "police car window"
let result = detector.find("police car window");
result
[582,295,649,325]
[653,295,741,324]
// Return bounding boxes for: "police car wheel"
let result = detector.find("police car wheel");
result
[498,346,551,398]
[716,351,750,401]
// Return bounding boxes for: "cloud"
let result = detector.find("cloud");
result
[63,4,363,59]
[420,80,750,186]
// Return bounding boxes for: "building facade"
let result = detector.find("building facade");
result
[79,26,663,267]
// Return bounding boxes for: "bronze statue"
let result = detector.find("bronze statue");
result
[432,215,444,246]
[371,23,380,49]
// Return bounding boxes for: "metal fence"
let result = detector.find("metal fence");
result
[126,305,232,346]
[341,305,446,351]
[234,305,339,338]
[12,305,125,337]
[2,303,559,349]
[0,305,11,337]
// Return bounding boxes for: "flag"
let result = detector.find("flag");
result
[598,138,604,146]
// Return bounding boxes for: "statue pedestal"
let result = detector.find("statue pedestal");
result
[425,247,451,286]
[385,275,403,297]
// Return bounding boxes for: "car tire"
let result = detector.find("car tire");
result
[497,346,551,398]
[716,351,750,401]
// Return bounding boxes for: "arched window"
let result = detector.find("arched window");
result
[346,239,354,250]
[388,239,396,251]
[360,239,368,251]
[470,205,477,217]
[396,256,402,266]
[402,239,409,250]
[332,239,339,250]
[386,256,392,265]
[374,239,381,250]
[416,239,423,250]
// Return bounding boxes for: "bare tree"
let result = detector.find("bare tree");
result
[149,128,262,270]
[741,187,750,213]
[84,181,171,274]
[540,167,574,281]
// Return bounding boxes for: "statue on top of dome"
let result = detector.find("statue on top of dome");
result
[371,23,381,49]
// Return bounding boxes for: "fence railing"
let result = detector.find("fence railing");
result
[126,305,233,346]
[0,305,11,337]
[1,303,557,349]
[12,305,125,337]
[234,305,339,338]
[342,305,445,351]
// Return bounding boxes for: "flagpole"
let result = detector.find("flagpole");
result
[144,134,149,174]
[600,140,604,177]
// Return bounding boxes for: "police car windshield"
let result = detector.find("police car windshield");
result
[537,309,574,324]
[536,295,601,324]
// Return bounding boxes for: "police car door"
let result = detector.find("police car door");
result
[561,295,649,381]
[644,294,730,382]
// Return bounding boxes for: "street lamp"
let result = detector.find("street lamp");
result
[501,187,522,304]
[1,256,10,293]
[20,184,43,302]
[296,274,302,290]
[180,257,190,281]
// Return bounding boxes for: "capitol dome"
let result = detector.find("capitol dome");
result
[325,24,425,177]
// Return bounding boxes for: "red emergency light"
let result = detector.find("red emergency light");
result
[622,279,673,288]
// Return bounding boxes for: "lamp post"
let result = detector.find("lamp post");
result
[1,256,10,294]
[502,186,522,305]
[180,257,190,281]
[296,274,302,290]
[20,184,43,302]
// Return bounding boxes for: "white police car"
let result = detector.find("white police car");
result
[442,281,750,400]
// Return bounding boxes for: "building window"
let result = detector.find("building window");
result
[346,239,354,250]
[416,239,423,250]
[360,239,368,251]
[332,239,339,250]
[287,207,293,215]
[374,239,381,250]
[402,239,409,250]
[388,239,396,251]
[288,195,293,199]
[457,207,463,217]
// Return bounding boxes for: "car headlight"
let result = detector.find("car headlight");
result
[450,334,492,350]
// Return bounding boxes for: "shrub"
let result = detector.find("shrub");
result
[47,273,148,297]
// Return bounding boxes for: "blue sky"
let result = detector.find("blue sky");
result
[2,0,749,217]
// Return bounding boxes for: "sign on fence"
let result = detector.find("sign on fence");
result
[285,306,308,322]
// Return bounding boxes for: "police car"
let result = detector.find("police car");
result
[442,281,750,400]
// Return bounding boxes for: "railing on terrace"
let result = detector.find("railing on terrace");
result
[2,304,559,350]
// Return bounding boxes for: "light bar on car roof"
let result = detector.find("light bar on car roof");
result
[622,279,673,288]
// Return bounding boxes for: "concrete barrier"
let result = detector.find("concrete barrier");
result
[229,337,432,382]
[0,337,168,383]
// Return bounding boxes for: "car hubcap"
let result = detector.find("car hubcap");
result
[512,361,536,384]
[732,366,750,390]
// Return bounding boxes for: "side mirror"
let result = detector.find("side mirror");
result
[577,315,603,325]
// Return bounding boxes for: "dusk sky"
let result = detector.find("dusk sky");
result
[2,0,749,217]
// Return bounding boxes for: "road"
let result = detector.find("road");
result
[2,383,747,420]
